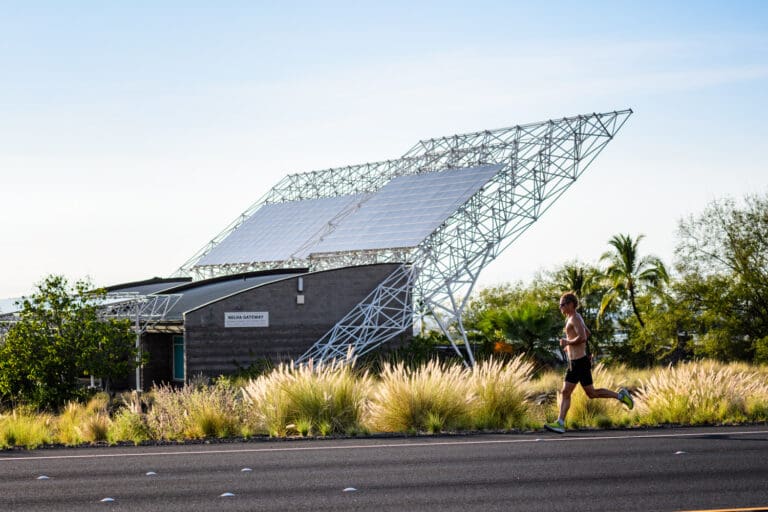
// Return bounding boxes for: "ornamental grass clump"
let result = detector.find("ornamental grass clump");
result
[365,360,473,433]
[469,356,535,430]
[56,394,112,445]
[241,364,292,437]
[107,408,150,445]
[145,380,243,440]
[635,360,768,425]
[0,411,54,449]
[242,358,371,437]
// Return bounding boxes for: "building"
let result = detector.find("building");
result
[106,264,404,387]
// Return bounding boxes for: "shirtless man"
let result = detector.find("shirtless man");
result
[544,292,633,434]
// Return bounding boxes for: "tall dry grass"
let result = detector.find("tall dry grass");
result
[0,411,54,449]
[145,380,243,440]
[634,360,768,425]
[365,360,473,433]
[242,359,371,437]
[469,356,535,430]
[56,394,112,445]
[3,359,768,449]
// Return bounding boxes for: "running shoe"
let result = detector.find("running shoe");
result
[544,421,565,434]
[618,388,634,410]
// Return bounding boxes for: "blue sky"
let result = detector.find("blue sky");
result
[1,1,767,304]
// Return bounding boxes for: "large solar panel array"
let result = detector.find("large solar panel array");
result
[194,164,501,267]
[196,194,366,266]
[308,164,501,254]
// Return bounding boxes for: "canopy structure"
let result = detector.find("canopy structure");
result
[176,110,633,365]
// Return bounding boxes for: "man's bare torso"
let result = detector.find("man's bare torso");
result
[565,312,588,360]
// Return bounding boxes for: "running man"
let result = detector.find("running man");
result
[544,292,634,434]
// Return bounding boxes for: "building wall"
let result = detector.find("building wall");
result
[183,263,407,378]
[138,332,175,389]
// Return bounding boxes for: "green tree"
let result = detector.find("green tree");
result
[598,234,668,328]
[0,275,138,409]
[675,193,768,358]
[627,286,696,366]
[81,316,137,393]
[465,282,561,365]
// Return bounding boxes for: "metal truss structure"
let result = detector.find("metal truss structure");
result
[298,263,415,363]
[100,292,182,391]
[178,110,633,365]
[0,293,182,389]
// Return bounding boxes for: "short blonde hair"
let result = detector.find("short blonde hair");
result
[560,292,579,308]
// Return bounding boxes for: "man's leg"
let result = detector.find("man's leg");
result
[583,384,634,409]
[545,381,576,433]
[582,385,619,399]
[558,381,577,422]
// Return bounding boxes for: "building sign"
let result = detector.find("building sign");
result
[224,311,269,328]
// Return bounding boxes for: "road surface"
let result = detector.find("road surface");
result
[1,425,767,511]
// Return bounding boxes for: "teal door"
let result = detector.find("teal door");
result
[172,335,185,381]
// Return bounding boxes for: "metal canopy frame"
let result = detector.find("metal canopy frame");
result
[100,292,182,391]
[177,110,633,365]
[0,293,182,390]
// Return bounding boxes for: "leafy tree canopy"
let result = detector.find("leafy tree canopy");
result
[674,193,768,361]
[0,275,137,410]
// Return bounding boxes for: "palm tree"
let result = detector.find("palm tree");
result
[553,262,599,300]
[598,234,668,328]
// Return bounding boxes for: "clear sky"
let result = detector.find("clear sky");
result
[1,1,767,307]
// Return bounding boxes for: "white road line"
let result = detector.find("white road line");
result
[1,429,766,463]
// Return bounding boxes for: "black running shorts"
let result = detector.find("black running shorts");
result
[565,355,593,387]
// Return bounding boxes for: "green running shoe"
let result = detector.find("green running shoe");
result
[544,421,565,434]
[618,388,634,410]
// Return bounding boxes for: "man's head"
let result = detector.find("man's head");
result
[559,292,579,314]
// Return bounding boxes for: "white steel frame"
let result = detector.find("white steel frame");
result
[100,293,182,391]
[0,294,182,390]
[177,110,633,365]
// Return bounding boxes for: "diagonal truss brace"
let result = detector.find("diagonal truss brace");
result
[298,110,633,365]
[297,264,415,363]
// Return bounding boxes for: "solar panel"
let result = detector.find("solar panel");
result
[306,164,501,254]
[195,164,500,267]
[196,194,366,266]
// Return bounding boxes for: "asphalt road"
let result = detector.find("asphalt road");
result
[1,425,767,512]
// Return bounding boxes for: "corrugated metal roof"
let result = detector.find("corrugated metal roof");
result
[104,277,193,296]
[156,269,307,321]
